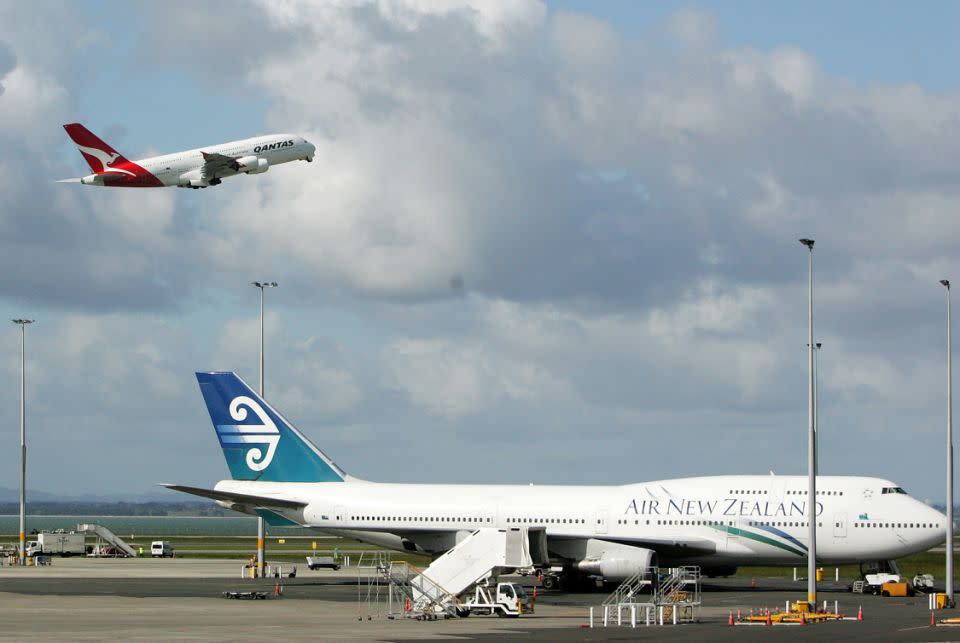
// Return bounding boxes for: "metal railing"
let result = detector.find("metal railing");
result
[384,561,461,617]
[599,566,701,627]
[602,567,655,607]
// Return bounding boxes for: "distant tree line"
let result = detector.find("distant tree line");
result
[0,501,228,516]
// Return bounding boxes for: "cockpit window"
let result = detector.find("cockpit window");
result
[881,487,907,495]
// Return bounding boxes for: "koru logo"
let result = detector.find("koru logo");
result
[215,396,280,471]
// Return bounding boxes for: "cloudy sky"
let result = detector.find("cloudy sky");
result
[1,0,959,502]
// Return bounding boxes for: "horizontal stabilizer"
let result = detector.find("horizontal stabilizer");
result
[159,483,307,510]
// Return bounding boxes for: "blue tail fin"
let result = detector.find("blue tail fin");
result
[196,372,346,483]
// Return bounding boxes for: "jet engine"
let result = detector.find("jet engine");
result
[576,543,658,582]
[177,169,206,188]
[235,156,269,174]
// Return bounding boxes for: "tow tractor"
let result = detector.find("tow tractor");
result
[458,581,533,617]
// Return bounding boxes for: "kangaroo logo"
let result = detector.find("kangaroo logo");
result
[75,143,120,170]
[215,396,280,472]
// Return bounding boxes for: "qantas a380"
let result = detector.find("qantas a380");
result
[60,123,315,189]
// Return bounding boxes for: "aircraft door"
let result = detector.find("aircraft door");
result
[833,512,847,539]
[335,506,346,524]
[592,510,608,534]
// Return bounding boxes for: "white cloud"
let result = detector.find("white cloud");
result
[1,3,959,497]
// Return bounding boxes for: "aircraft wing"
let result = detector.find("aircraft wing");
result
[200,152,238,178]
[617,535,718,556]
[160,483,307,510]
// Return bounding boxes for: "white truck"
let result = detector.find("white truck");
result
[306,556,341,571]
[459,582,533,617]
[25,531,86,557]
[151,541,174,558]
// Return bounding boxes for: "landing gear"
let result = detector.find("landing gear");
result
[304,156,313,162]
[209,178,222,186]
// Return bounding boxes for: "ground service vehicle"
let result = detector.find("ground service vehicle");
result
[151,541,174,558]
[25,531,86,557]
[306,556,340,570]
[460,582,533,617]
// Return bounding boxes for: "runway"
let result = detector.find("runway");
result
[0,558,956,641]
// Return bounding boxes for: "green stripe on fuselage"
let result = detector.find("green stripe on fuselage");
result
[710,524,805,557]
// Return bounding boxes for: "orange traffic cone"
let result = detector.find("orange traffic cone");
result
[931,611,937,627]
[800,610,807,625]
[766,611,772,626]
[751,577,756,589]
[728,611,734,626]
[857,605,863,622]
[737,608,742,620]
[274,581,280,598]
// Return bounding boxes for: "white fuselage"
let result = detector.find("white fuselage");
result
[215,474,945,567]
[141,134,314,187]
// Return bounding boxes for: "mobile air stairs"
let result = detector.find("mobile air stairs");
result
[383,527,546,619]
[599,566,701,627]
[76,523,138,558]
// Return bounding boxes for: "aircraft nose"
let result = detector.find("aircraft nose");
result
[926,503,948,539]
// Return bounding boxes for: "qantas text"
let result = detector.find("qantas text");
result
[254,140,296,153]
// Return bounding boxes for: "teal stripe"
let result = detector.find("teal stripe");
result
[710,524,805,557]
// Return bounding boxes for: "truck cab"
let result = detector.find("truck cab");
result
[461,581,533,617]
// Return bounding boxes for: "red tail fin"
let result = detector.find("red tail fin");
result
[63,123,130,173]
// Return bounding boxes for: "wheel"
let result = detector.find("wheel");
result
[542,575,557,590]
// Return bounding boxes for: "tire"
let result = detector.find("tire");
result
[542,576,557,590]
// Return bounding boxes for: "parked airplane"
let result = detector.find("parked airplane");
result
[167,371,946,587]
[60,123,315,188]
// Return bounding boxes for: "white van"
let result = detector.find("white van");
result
[151,541,173,558]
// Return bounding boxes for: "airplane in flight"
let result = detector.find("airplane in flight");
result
[60,123,315,189]
[167,371,946,588]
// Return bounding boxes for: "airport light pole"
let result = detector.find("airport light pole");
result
[799,238,817,608]
[252,281,277,578]
[13,319,33,566]
[942,279,954,607]
[814,342,821,476]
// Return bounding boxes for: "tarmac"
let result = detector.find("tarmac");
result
[0,558,958,641]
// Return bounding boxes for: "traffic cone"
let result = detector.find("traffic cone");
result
[728,611,734,626]
[800,610,807,625]
[737,608,741,620]
[751,577,756,589]
[857,605,863,622]
[766,611,772,626]
[931,611,937,627]
[274,581,280,598]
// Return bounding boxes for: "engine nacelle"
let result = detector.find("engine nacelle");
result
[577,544,658,582]
[177,169,206,187]
[235,156,269,174]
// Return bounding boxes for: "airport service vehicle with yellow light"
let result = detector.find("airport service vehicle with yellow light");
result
[165,372,947,590]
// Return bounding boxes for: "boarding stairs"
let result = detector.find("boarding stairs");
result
[76,523,138,558]
[600,566,701,627]
[384,527,537,618]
